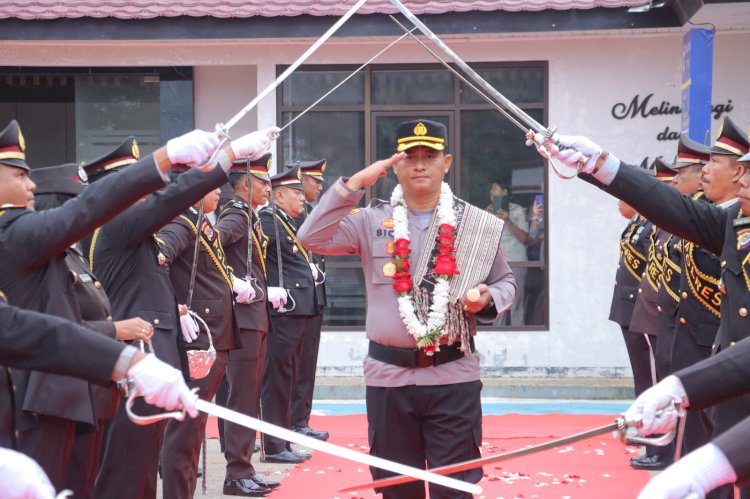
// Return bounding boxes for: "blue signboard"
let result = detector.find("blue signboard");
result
[681,28,714,144]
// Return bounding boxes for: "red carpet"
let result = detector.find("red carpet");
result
[207,414,649,498]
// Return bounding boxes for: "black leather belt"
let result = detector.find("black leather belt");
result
[368,338,475,368]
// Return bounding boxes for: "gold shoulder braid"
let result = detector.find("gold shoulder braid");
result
[644,228,664,293]
[275,213,310,263]
[251,212,268,277]
[660,235,682,302]
[735,209,750,292]
[88,227,101,273]
[620,219,648,281]
[179,210,233,291]
[683,239,721,318]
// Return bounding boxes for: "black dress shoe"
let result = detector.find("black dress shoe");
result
[630,455,671,471]
[261,449,310,464]
[223,478,272,497]
[292,425,330,441]
[251,474,281,489]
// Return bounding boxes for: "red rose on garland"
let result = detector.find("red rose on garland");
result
[393,238,411,258]
[438,224,456,236]
[433,254,459,277]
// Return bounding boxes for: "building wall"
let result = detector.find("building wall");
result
[3,27,748,377]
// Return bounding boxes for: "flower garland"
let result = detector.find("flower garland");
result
[390,182,460,355]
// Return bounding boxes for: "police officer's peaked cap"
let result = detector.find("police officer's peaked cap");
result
[30,163,87,196]
[0,120,29,171]
[650,157,676,182]
[83,137,140,182]
[673,134,711,169]
[229,153,272,182]
[710,116,750,156]
[270,165,303,190]
[289,159,326,181]
[395,119,447,153]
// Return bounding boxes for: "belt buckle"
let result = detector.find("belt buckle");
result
[415,350,435,368]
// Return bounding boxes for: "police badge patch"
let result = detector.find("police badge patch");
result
[382,261,396,277]
[737,228,750,251]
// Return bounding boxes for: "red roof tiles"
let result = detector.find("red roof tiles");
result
[0,0,649,20]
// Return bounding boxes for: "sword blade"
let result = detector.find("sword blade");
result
[195,399,482,495]
[339,421,620,493]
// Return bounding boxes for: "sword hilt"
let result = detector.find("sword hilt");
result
[615,400,680,447]
[536,127,591,180]
[125,387,198,425]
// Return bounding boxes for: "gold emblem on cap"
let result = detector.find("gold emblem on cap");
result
[266,156,273,170]
[296,168,302,180]
[132,139,140,160]
[414,122,427,136]
[18,128,25,152]
[321,162,327,173]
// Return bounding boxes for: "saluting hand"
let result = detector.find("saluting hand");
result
[346,152,407,191]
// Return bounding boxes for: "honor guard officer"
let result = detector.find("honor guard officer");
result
[89,127,279,499]
[291,159,330,441]
[0,120,211,490]
[157,166,246,498]
[298,119,517,499]
[215,154,279,496]
[30,163,156,498]
[527,115,750,499]
[666,135,727,460]
[627,158,678,470]
[259,165,320,464]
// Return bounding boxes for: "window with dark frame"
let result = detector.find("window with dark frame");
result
[278,63,548,330]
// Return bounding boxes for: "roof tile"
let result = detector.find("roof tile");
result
[0,0,648,20]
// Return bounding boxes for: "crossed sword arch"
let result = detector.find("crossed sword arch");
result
[127,0,665,494]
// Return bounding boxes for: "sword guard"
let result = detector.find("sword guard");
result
[245,275,266,304]
[615,400,680,447]
[277,291,297,313]
[125,387,198,425]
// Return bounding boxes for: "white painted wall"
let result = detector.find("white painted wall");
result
[2,13,748,377]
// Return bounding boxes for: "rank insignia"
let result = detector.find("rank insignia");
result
[157,252,166,266]
[737,229,750,251]
[292,245,299,254]
[349,208,361,215]
[382,261,396,277]
[386,241,395,255]
[381,218,394,229]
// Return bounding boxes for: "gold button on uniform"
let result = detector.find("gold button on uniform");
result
[107,315,112,321]
[679,317,686,325]
[721,260,726,268]
[657,306,662,312]
[681,292,688,300]
[740,307,748,318]
[628,294,634,299]
[154,319,160,325]
[730,341,737,347]
[638,288,642,294]
[94,281,102,289]
[295,283,300,288]
[205,308,210,314]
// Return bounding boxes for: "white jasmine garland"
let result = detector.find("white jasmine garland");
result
[390,182,457,349]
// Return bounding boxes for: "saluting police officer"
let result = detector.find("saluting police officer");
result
[0,120,195,490]
[215,154,280,496]
[30,162,155,498]
[259,166,320,464]
[91,128,279,499]
[527,114,750,499]
[291,159,330,441]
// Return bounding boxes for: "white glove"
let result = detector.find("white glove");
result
[637,443,737,499]
[624,375,687,435]
[127,354,198,418]
[525,131,602,174]
[309,262,319,281]
[267,287,288,310]
[0,447,56,499]
[232,276,256,304]
[166,129,221,166]
[179,312,199,344]
[231,126,281,161]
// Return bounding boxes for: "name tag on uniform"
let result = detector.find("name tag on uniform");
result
[733,217,750,228]
[79,273,93,283]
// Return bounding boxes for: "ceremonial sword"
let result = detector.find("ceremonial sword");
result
[387,0,586,179]
[340,406,680,493]
[243,159,265,303]
[125,391,482,495]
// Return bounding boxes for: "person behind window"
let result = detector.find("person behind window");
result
[488,182,529,326]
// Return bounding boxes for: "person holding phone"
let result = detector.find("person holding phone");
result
[488,182,529,326]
